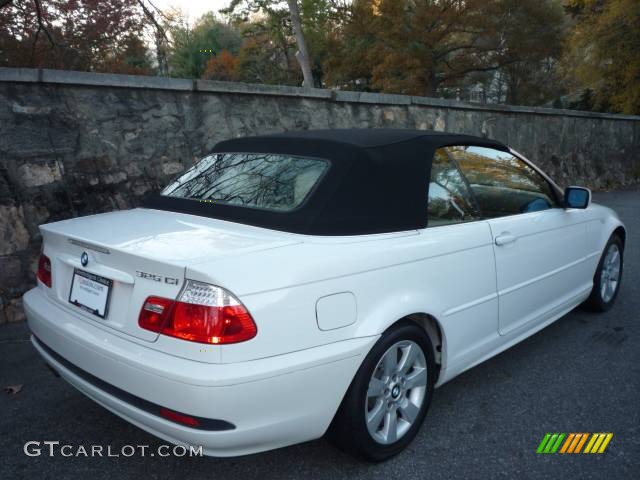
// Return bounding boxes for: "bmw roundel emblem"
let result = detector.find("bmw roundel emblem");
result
[81,251,89,267]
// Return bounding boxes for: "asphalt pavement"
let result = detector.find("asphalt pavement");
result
[1,189,638,479]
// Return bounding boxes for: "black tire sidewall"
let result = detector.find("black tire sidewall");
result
[333,321,436,461]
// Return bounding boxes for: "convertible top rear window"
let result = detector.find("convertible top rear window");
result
[161,153,329,212]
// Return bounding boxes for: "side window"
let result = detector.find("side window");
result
[427,148,481,227]
[447,146,559,218]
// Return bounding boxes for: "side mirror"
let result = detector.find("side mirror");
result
[564,186,591,209]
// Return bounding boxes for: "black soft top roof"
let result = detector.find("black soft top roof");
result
[144,129,509,235]
[218,128,505,149]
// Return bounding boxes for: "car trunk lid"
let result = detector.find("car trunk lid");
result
[39,208,300,341]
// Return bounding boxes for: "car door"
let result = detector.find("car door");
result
[425,148,499,368]
[448,146,592,336]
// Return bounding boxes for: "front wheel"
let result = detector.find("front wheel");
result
[327,321,436,462]
[584,234,624,312]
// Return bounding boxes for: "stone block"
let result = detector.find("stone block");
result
[5,297,26,323]
[17,162,62,187]
[0,205,29,255]
[162,162,184,176]
[0,255,22,285]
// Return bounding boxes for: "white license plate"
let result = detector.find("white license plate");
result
[68,269,113,318]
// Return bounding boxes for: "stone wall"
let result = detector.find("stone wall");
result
[1,67,639,323]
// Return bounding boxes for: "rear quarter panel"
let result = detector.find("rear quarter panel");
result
[188,222,498,367]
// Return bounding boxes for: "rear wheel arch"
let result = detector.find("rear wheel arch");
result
[390,313,445,383]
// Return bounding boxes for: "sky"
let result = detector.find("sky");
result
[151,0,233,21]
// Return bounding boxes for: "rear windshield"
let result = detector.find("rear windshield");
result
[160,153,330,212]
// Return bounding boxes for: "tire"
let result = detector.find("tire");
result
[584,234,624,312]
[327,321,436,462]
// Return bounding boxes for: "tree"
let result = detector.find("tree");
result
[223,0,316,87]
[0,0,150,72]
[323,0,568,105]
[286,0,313,86]
[167,12,241,78]
[298,0,345,86]
[202,49,240,81]
[236,18,301,85]
[324,0,509,96]
[493,0,567,105]
[137,0,171,76]
[97,33,153,75]
[226,4,300,85]
[563,0,640,114]
[323,0,377,90]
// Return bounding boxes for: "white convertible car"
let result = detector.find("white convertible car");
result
[24,129,625,461]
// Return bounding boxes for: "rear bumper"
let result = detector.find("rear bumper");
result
[24,287,377,456]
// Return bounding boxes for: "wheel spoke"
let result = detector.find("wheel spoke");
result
[383,410,398,443]
[610,249,619,265]
[382,348,397,377]
[610,265,620,279]
[604,250,612,265]
[397,343,418,374]
[367,377,386,398]
[366,401,385,429]
[405,367,428,389]
[602,280,612,301]
[399,401,419,424]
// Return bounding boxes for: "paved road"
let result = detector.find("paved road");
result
[1,190,638,480]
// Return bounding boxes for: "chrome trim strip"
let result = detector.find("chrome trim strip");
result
[68,238,111,254]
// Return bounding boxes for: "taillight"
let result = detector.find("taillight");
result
[138,280,257,344]
[138,296,174,333]
[37,254,52,288]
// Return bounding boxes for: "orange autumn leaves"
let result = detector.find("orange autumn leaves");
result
[202,50,240,82]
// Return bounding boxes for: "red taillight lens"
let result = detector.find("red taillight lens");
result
[159,407,200,427]
[138,296,174,333]
[37,254,52,288]
[169,302,257,344]
[138,281,257,345]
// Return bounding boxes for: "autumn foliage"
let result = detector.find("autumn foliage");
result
[563,0,640,114]
[202,49,240,81]
[0,0,151,74]
[1,0,638,114]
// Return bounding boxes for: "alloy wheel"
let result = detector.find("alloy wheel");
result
[365,340,428,445]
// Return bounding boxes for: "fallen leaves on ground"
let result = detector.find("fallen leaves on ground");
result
[4,384,23,395]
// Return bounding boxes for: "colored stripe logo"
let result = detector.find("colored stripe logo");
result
[536,433,613,454]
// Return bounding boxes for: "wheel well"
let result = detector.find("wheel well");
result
[404,313,444,381]
[613,226,626,249]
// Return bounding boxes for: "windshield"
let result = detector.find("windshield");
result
[161,152,330,212]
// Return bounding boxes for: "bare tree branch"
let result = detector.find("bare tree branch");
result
[146,0,173,24]
[137,0,170,75]
[31,0,57,63]
[33,0,55,47]
[137,0,169,41]
[441,58,522,83]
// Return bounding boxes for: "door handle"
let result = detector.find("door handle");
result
[495,233,517,246]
